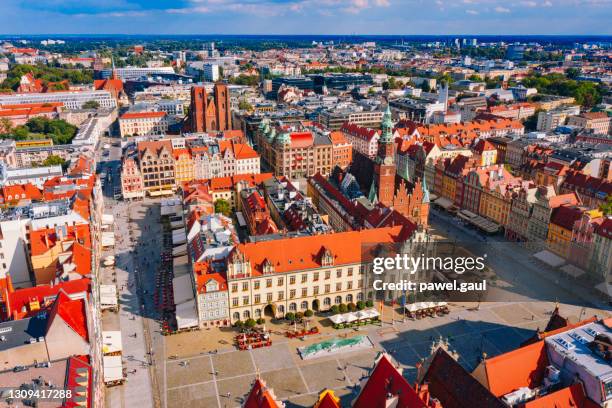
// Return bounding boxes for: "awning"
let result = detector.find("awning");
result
[329,314,346,324]
[100,285,118,309]
[172,244,187,257]
[161,204,182,216]
[102,214,114,225]
[102,331,122,355]
[103,356,123,383]
[148,189,175,197]
[560,264,586,278]
[173,274,195,305]
[172,230,186,246]
[101,231,115,247]
[533,250,566,268]
[434,197,455,210]
[175,300,199,330]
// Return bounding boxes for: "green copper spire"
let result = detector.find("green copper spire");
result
[380,105,394,144]
[402,163,411,182]
[422,176,430,203]
[368,180,378,204]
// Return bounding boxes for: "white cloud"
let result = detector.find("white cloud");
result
[373,0,390,7]
[543,0,553,5]
[494,5,511,12]
[521,1,537,6]
[466,9,479,14]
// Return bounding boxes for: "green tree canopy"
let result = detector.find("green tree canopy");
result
[214,199,232,216]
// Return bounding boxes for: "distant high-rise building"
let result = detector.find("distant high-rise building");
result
[186,83,232,133]
[203,64,220,82]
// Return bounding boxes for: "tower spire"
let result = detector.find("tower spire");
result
[380,105,394,144]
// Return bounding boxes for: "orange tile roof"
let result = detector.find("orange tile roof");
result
[121,111,166,119]
[243,378,282,408]
[50,291,88,341]
[234,227,404,276]
[522,383,599,408]
[480,340,549,397]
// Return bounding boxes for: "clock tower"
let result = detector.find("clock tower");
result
[373,106,396,206]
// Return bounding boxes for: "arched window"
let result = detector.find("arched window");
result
[335,296,342,304]
[255,309,261,318]
[357,293,364,301]
[233,312,240,320]
[243,310,250,319]
[323,297,331,306]
[278,305,285,313]
[301,301,308,310]
[346,294,353,303]
[289,303,297,311]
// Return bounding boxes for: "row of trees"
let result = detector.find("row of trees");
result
[521,73,604,107]
[0,117,78,145]
[0,64,93,91]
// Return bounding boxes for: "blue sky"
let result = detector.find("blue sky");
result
[0,0,610,35]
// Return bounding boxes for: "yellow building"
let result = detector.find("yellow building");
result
[173,148,195,184]
[546,205,584,257]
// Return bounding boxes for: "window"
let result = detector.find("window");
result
[336,283,342,291]
[301,288,308,297]
[336,269,342,278]
[325,284,330,293]
[325,270,331,280]
[289,303,297,311]
[243,296,249,305]
[231,284,238,293]
[323,297,331,306]
[348,268,353,277]
[266,293,273,302]
[335,296,342,304]
[254,281,260,290]
[313,286,319,296]
[290,289,296,299]
[266,279,272,288]
[301,301,308,310]
[347,281,353,290]
[242,282,248,291]
[277,277,284,286]
[289,275,296,285]
[278,291,284,301]
[254,294,261,304]
[313,272,319,281]
[301,274,307,283]
[243,310,250,319]
[232,297,238,307]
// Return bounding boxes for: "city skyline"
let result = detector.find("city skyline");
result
[0,0,611,35]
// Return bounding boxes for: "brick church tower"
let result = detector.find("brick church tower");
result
[373,106,396,206]
[186,83,232,133]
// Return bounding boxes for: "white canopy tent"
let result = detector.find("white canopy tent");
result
[533,250,566,268]
[175,300,199,330]
[103,356,123,383]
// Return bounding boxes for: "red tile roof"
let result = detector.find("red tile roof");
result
[243,378,282,408]
[550,205,585,231]
[48,291,89,341]
[522,383,599,408]
[354,353,439,408]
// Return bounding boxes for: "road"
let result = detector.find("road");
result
[97,137,162,408]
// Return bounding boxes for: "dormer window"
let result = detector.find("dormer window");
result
[262,259,274,274]
[321,247,334,267]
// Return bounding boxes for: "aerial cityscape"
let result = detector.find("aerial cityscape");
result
[0,2,611,408]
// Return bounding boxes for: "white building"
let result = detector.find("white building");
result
[0,90,116,110]
[0,218,32,287]
[0,163,63,188]
[204,64,220,82]
[119,112,169,137]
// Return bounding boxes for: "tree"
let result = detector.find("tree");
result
[214,199,231,216]
[347,302,357,312]
[365,300,374,308]
[0,118,12,134]
[420,82,431,92]
[600,194,612,216]
[42,155,66,167]
[356,301,365,310]
[330,305,339,315]
[285,312,295,321]
[238,99,253,111]
[82,100,100,109]
[245,318,256,328]
[565,68,581,80]
[339,303,348,313]
[304,309,314,317]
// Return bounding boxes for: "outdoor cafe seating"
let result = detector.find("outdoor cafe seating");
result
[328,309,380,329]
[405,302,449,319]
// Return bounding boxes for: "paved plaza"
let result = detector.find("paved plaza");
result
[162,301,610,408]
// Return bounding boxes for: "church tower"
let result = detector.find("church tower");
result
[373,106,396,206]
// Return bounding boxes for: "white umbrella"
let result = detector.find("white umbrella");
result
[436,301,447,307]
[329,314,346,324]
[344,312,359,323]
[367,309,380,318]
[406,304,418,312]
